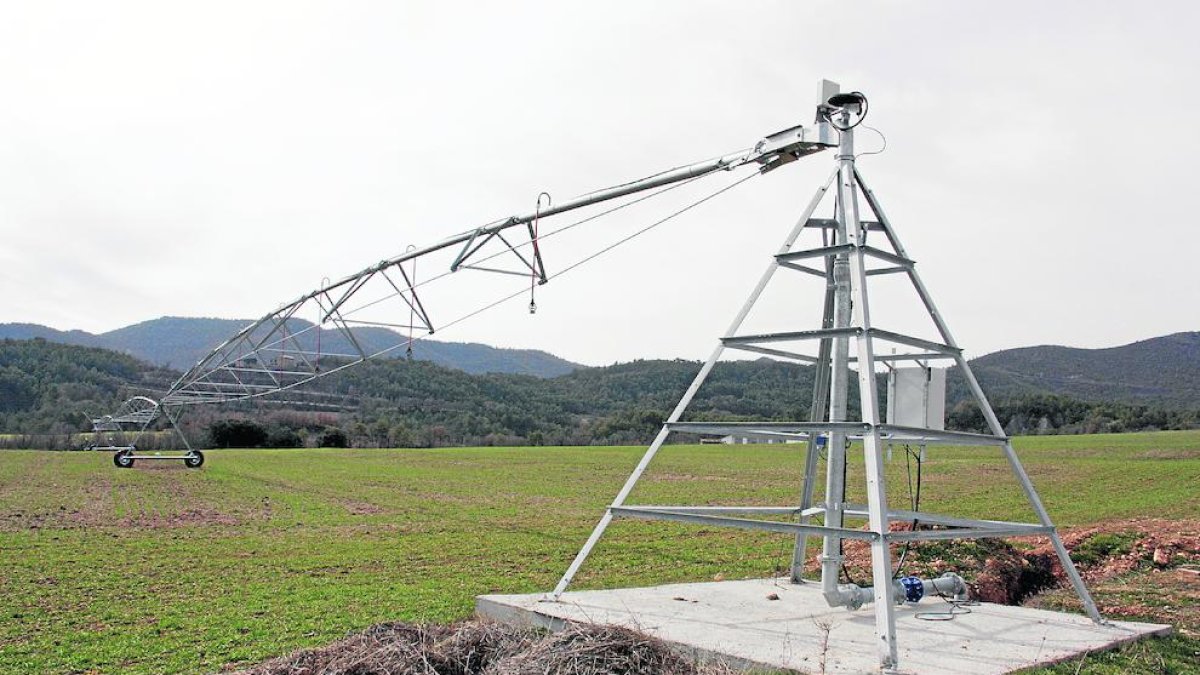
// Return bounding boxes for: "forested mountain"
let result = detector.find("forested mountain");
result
[959,332,1200,409]
[326,357,841,446]
[3,336,1197,447]
[0,339,178,435]
[0,317,580,378]
[7,320,1197,407]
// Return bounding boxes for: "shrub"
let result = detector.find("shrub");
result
[208,419,268,448]
[266,427,303,449]
[318,427,349,448]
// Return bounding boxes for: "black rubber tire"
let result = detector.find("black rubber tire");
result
[184,450,205,469]
[113,450,134,469]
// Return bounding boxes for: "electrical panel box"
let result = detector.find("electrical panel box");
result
[886,367,946,430]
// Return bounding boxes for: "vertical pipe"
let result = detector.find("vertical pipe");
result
[791,258,836,582]
[840,139,899,668]
[819,231,852,601]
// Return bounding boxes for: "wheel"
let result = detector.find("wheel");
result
[184,450,205,468]
[113,449,135,469]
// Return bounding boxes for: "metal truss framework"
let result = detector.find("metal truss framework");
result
[150,119,834,412]
[90,395,160,432]
[100,107,836,460]
[87,395,200,466]
[548,93,1104,673]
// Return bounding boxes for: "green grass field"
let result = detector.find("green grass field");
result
[2,431,1198,674]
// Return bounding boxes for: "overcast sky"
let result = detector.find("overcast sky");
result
[2,1,1198,367]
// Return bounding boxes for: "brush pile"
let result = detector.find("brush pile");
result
[236,619,741,675]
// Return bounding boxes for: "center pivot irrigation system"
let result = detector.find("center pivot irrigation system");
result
[97,80,1103,671]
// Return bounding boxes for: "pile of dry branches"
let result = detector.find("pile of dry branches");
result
[236,619,741,675]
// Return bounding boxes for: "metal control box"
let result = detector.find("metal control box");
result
[886,366,946,430]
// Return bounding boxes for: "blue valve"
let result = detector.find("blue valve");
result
[900,576,924,603]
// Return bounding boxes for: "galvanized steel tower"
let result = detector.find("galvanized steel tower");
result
[550,81,1103,673]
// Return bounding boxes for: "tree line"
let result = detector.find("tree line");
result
[2,338,1197,450]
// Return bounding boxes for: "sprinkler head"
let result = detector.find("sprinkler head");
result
[827,92,865,109]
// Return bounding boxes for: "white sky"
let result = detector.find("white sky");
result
[2,1,1198,367]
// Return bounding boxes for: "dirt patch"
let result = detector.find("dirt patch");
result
[1033,518,1200,582]
[2,509,51,531]
[805,518,1200,607]
[1028,563,1200,635]
[53,473,246,530]
[0,475,116,531]
[120,508,241,528]
[55,475,115,530]
[131,462,193,472]
[1138,448,1200,460]
[233,619,743,675]
[343,500,385,516]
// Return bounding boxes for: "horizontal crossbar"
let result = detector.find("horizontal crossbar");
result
[776,243,855,262]
[622,505,804,516]
[860,245,913,267]
[775,244,912,268]
[841,504,1045,532]
[667,421,869,436]
[869,329,960,355]
[851,352,955,364]
[610,506,879,540]
[777,261,828,278]
[886,526,1054,542]
[878,424,1007,446]
[805,218,885,231]
[613,506,1049,542]
[723,327,859,345]
[666,421,1006,446]
[723,343,819,363]
[723,327,958,357]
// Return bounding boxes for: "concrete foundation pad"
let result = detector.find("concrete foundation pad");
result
[477,578,1169,674]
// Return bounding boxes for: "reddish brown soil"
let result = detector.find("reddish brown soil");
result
[803,518,1200,608]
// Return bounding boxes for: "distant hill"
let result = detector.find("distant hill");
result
[2,335,1196,444]
[0,340,828,443]
[0,317,581,378]
[5,319,1198,406]
[959,332,1200,409]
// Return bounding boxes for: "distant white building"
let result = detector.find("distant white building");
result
[718,435,798,445]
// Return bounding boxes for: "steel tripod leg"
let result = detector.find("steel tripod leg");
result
[863,429,899,671]
[551,511,615,599]
[551,344,723,600]
[860,166,1103,628]
[550,422,677,598]
[790,437,823,582]
[1000,441,1104,623]
[843,165,898,668]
